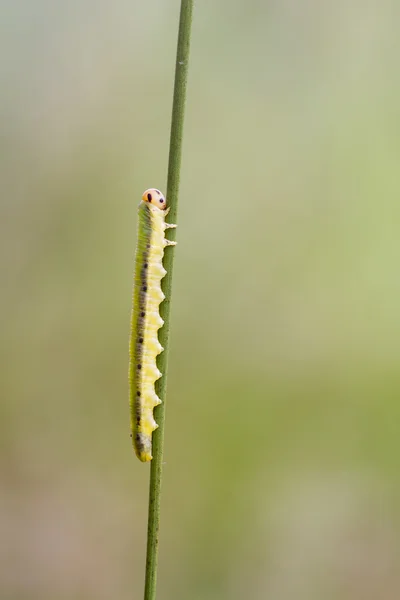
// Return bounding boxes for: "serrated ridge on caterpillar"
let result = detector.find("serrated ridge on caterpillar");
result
[128,188,177,462]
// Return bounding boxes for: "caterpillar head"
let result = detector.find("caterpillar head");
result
[142,188,166,210]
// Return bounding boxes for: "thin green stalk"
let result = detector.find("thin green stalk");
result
[143,2,194,600]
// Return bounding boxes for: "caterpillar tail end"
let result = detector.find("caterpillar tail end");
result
[137,450,152,462]
[133,441,152,462]
[131,431,154,462]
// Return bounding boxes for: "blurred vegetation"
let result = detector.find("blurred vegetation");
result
[2,1,400,599]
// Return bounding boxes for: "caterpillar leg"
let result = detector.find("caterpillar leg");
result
[164,222,177,230]
[164,239,177,247]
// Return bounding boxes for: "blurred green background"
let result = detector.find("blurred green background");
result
[2,1,400,599]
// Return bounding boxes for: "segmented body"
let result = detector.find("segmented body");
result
[129,189,176,461]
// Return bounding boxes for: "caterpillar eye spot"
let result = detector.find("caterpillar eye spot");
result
[147,193,152,202]
[159,199,164,203]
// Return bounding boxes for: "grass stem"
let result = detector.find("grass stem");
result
[143,2,194,599]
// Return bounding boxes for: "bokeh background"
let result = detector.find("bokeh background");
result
[2,1,400,599]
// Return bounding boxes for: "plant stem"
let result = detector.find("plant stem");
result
[143,2,194,600]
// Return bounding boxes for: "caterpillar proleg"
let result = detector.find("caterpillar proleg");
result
[129,188,177,462]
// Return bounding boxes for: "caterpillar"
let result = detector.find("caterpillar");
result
[128,188,177,462]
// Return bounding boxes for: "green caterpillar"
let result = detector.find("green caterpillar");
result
[128,188,176,461]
